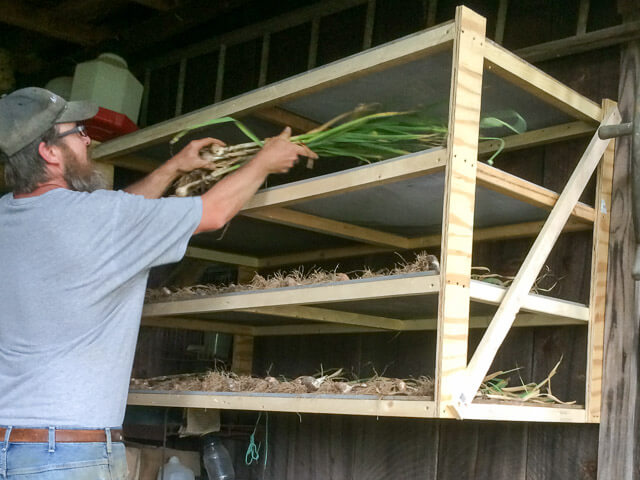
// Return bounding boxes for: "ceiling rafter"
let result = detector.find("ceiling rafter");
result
[116,0,254,52]
[129,0,181,11]
[55,0,127,22]
[0,0,113,45]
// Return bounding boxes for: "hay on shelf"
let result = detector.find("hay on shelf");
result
[145,251,440,303]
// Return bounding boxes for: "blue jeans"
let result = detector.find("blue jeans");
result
[0,428,127,479]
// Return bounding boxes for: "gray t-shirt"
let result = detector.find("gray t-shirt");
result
[0,188,202,428]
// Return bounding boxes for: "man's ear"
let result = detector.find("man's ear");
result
[38,141,62,167]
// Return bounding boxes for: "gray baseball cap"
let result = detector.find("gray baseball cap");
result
[0,87,98,156]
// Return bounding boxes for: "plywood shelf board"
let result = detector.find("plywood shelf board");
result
[284,169,593,237]
[182,156,595,259]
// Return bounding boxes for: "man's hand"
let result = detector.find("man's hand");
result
[252,127,317,174]
[124,137,225,198]
[168,137,226,175]
[195,127,318,233]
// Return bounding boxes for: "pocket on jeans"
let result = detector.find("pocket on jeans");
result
[9,461,112,479]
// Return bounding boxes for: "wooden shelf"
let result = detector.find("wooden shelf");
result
[142,273,588,336]
[97,7,618,423]
[127,390,586,423]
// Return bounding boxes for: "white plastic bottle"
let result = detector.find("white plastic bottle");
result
[202,436,235,480]
[157,456,195,480]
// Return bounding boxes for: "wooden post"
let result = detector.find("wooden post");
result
[232,266,256,375]
[435,6,485,417]
[231,335,254,375]
[597,3,640,475]
[585,99,617,422]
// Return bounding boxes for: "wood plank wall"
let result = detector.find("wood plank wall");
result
[596,10,640,477]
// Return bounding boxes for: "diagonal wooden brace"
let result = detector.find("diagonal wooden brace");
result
[450,105,622,419]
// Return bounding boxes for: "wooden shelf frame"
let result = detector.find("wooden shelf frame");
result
[127,390,586,423]
[96,7,618,422]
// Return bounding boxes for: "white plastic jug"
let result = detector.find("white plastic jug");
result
[157,456,195,480]
[70,52,143,123]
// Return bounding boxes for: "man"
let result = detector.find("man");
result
[0,87,316,479]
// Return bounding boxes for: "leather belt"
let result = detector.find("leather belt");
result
[0,428,124,443]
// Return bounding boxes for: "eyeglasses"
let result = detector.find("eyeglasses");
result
[57,124,89,139]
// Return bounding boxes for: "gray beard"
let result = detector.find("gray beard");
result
[65,168,108,193]
[61,145,108,193]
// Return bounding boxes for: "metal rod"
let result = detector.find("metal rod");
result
[598,122,633,139]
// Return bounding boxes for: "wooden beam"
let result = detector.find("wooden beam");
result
[469,280,590,321]
[100,154,161,173]
[130,0,180,11]
[242,305,406,330]
[494,0,509,44]
[119,0,252,52]
[56,0,117,22]
[141,309,587,336]
[141,316,256,335]
[258,33,271,87]
[259,244,393,268]
[362,0,376,49]
[478,121,596,156]
[307,16,320,70]
[484,40,602,122]
[516,20,640,64]
[127,391,587,422]
[245,207,412,248]
[457,106,621,414]
[92,22,455,159]
[435,6,486,416]
[142,274,440,317]
[254,323,383,335]
[585,100,617,423]
[214,45,226,104]
[185,246,261,268]
[256,219,591,268]
[476,163,597,223]
[231,335,254,375]
[0,0,111,45]
[461,403,586,423]
[576,0,590,35]
[252,312,588,336]
[597,35,640,476]
[128,392,438,418]
[142,0,372,69]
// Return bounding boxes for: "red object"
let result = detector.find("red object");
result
[84,107,138,142]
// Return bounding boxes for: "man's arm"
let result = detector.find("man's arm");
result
[195,127,316,234]
[124,138,224,198]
